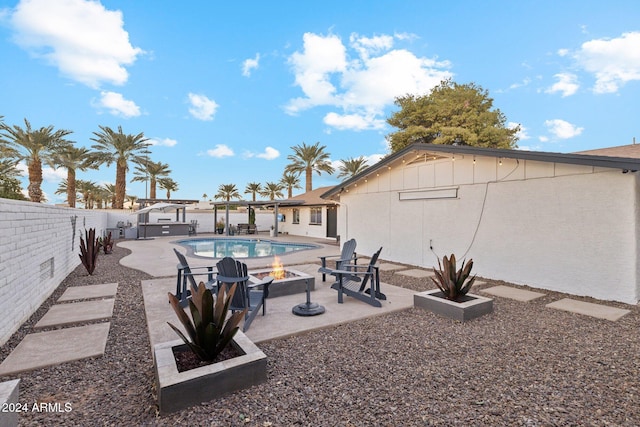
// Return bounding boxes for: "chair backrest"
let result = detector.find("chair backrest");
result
[173,248,198,289]
[341,238,357,260]
[360,247,383,289]
[215,257,249,310]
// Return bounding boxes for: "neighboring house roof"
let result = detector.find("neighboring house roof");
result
[575,143,640,159]
[321,143,640,199]
[286,186,336,206]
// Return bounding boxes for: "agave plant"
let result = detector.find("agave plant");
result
[168,282,247,362]
[79,228,100,275]
[102,231,113,254]
[430,254,476,301]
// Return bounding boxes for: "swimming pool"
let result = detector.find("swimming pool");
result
[175,238,320,259]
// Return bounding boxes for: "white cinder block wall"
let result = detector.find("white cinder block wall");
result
[0,199,108,345]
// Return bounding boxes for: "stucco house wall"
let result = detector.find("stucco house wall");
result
[278,205,331,239]
[334,152,639,304]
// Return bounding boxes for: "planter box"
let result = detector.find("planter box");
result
[154,331,267,414]
[414,289,493,322]
[0,379,20,427]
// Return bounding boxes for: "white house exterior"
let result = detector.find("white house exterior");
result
[277,186,338,240]
[321,143,640,305]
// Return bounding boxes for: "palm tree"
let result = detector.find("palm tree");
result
[337,156,369,179]
[126,194,138,210]
[0,118,73,202]
[158,177,179,199]
[91,125,149,208]
[104,183,117,208]
[284,142,334,192]
[260,181,284,200]
[202,193,208,201]
[0,159,26,200]
[244,182,262,201]
[48,146,100,207]
[131,159,171,199]
[214,184,242,202]
[279,172,302,199]
[75,179,99,209]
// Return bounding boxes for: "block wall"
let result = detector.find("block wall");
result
[0,199,107,345]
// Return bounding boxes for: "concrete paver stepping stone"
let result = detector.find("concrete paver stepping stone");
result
[396,269,434,278]
[0,323,110,376]
[378,263,407,272]
[546,298,631,321]
[481,285,546,302]
[58,283,118,302]
[35,299,115,329]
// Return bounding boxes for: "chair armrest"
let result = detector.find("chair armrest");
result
[335,264,371,272]
[248,276,274,289]
[216,274,250,284]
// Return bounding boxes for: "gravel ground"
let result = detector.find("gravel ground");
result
[1,243,639,426]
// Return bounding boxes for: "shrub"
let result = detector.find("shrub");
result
[168,282,247,362]
[79,228,100,275]
[430,254,476,301]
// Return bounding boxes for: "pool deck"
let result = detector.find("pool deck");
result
[118,234,342,278]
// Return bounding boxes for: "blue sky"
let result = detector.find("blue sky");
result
[1,0,640,204]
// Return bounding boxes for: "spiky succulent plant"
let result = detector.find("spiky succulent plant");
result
[79,228,99,275]
[430,254,476,301]
[168,282,246,362]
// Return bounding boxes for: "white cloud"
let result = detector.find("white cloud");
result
[575,31,640,94]
[286,32,452,131]
[539,136,549,142]
[243,146,280,160]
[94,91,141,117]
[148,137,177,147]
[206,144,233,158]
[508,122,530,140]
[10,0,143,88]
[242,53,260,77]
[43,166,66,182]
[544,119,584,139]
[257,146,279,160]
[188,93,218,121]
[323,112,385,131]
[545,73,579,97]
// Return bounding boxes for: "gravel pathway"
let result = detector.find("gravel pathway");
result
[1,244,639,426]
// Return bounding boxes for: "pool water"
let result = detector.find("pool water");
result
[176,238,319,259]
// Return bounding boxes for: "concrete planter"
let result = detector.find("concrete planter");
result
[154,331,267,414]
[414,289,493,322]
[0,379,20,427]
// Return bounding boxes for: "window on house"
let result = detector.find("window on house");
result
[292,209,300,224]
[309,207,322,225]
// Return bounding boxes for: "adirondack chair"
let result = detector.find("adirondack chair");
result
[329,247,386,308]
[318,238,357,282]
[215,257,274,332]
[173,248,217,307]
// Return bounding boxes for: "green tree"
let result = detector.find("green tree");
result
[386,80,519,153]
[279,172,301,198]
[0,159,26,200]
[74,179,99,209]
[244,182,262,201]
[131,159,171,199]
[0,119,73,202]
[214,184,241,202]
[337,156,369,179]
[48,145,100,208]
[126,194,138,210]
[91,125,149,208]
[158,177,179,199]
[260,182,284,200]
[284,142,334,192]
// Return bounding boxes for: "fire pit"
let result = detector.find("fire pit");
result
[249,257,315,298]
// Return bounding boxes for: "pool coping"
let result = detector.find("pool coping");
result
[171,236,322,259]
